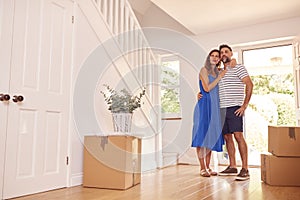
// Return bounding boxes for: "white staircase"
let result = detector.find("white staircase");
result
[93,0,157,99]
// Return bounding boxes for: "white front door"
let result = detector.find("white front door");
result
[0,0,14,198]
[2,0,73,199]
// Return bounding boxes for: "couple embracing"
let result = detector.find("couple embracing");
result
[192,44,253,181]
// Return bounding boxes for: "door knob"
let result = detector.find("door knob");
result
[12,95,24,103]
[0,94,10,101]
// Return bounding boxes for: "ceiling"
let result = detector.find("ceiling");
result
[129,0,300,35]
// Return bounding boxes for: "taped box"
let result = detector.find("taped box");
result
[261,153,300,186]
[268,126,300,157]
[83,135,141,190]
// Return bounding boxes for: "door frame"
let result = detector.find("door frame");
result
[292,36,300,125]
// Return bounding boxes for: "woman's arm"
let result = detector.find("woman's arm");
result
[200,68,226,92]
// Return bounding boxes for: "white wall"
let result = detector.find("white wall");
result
[193,16,300,50]
[69,2,102,186]
[70,0,158,185]
[70,0,131,185]
[135,3,194,36]
[161,58,198,157]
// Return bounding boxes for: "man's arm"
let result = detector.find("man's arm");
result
[242,76,253,108]
[197,92,203,100]
[234,76,253,117]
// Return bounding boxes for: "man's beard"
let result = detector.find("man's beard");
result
[222,56,231,63]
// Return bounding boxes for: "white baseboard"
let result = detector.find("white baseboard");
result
[162,152,178,168]
[70,172,83,187]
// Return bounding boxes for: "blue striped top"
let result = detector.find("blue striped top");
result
[219,64,249,108]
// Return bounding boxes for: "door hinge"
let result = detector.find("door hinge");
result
[72,16,74,24]
[66,156,69,165]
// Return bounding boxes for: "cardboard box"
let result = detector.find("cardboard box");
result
[261,153,300,186]
[268,126,300,157]
[83,135,141,190]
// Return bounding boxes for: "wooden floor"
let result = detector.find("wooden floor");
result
[12,165,300,200]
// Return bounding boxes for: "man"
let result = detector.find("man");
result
[217,44,253,181]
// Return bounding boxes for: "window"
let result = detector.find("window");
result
[160,56,181,118]
[243,45,295,126]
[243,44,295,155]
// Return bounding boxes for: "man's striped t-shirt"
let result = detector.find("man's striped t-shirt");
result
[219,64,249,108]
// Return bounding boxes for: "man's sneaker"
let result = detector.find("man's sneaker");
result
[235,168,250,181]
[218,166,238,176]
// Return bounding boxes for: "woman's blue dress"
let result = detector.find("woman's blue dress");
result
[191,75,224,152]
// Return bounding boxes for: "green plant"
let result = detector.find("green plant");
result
[100,84,146,113]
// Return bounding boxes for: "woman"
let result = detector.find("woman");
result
[192,49,226,177]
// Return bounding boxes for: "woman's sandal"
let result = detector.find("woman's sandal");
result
[208,168,218,176]
[200,169,210,177]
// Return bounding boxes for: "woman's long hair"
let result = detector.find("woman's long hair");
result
[204,49,220,75]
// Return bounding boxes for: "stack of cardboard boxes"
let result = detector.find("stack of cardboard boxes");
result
[261,126,300,186]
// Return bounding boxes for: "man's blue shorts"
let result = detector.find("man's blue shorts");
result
[221,106,243,134]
